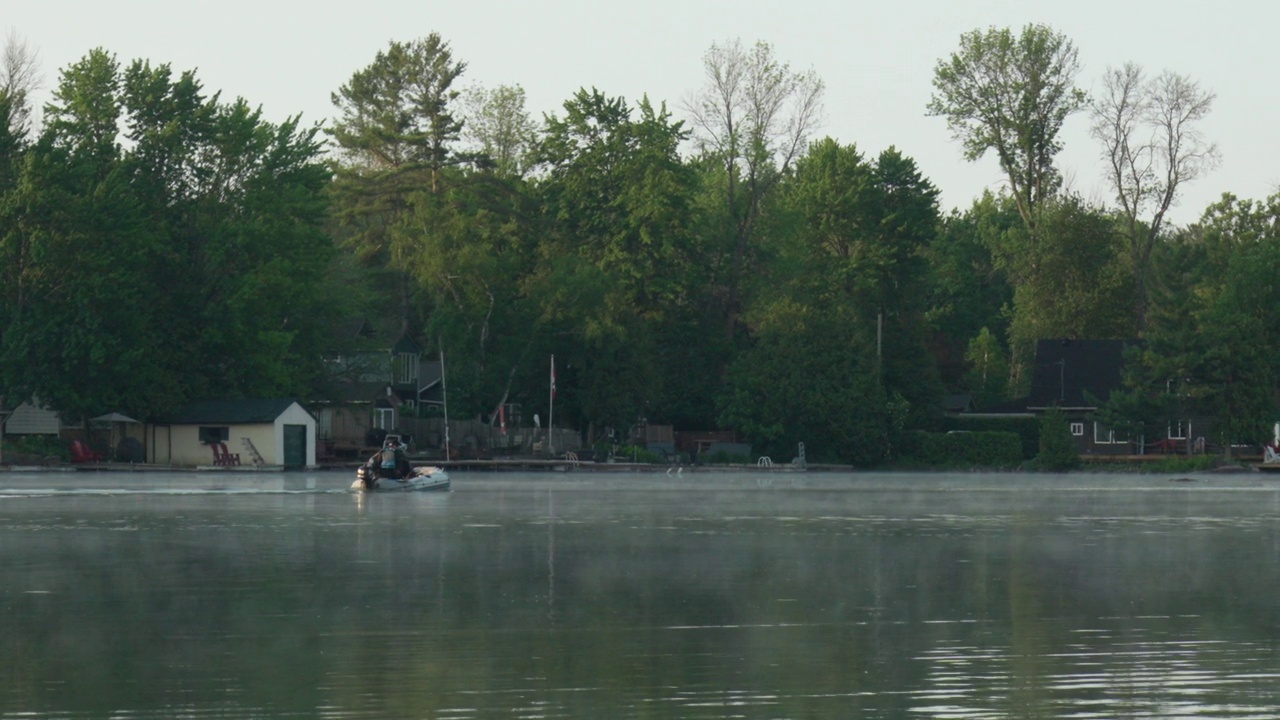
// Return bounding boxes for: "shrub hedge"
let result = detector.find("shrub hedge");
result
[935,416,1040,459]
[901,430,1024,468]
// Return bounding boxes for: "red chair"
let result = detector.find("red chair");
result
[71,440,103,463]
[214,442,241,466]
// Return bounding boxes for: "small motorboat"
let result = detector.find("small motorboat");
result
[352,465,450,492]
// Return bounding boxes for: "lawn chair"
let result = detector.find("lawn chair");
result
[71,440,103,463]
[211,442,241,466]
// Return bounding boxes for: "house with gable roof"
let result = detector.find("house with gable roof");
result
[1020,338,1215,456]
[148,398,317,468]
[311,325,444,455]
[1024,339,1138,455]
[0,396,61,438]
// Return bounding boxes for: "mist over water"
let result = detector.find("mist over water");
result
[3,470,1280,718]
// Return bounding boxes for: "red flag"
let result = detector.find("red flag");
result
[550,355,557,399]
[499,404,506,435]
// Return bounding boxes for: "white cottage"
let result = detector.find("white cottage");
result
[149,399,317,468]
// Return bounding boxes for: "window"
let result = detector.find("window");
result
[198,426,229,445]
[373,407,394,430]
[1070,422,1084,437]
[1168,421,1189,440]
[394,352,419,386]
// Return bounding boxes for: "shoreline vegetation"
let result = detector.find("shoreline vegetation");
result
[1,27,1274,470]
[0,447,1261,475]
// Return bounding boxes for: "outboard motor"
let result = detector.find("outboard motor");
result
[356,465,376,491]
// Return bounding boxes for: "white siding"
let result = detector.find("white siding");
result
[275,402,317,467]
[144,401,316,467]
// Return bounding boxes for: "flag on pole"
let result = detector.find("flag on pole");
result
[550,355,557,399]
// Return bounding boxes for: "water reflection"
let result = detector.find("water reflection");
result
[1,470,1280,718]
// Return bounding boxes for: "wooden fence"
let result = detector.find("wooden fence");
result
[395,417,581,457]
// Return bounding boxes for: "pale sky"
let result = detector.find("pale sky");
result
[8,0,1277,226]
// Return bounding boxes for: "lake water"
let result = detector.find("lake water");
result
[3,469,1280,718]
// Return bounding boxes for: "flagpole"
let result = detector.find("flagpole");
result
[440,346,451,462]
[548,354,555,456]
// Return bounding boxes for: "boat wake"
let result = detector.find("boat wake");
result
[0,486,353,498]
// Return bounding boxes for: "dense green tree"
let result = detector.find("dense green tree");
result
[995,195,1134,388]
[120,60,334,403]
[782,140,942,366]
[0,133,169,422]
[0,49,333,422]
[0,49,169,422]
[1123,287,1274,458]
[7,35,1273,465]
[1035,405,1080,470]
[719,300,886,464]
[327,34,469,334]
[1191,311,1273,456]
[328,34,466,186]
[871,148,946,427]
[1099,194,1280,457]
[532,89,702,435]
[684,38,824,340]
[928,24,1086,239]
[402,169,543,423]
[722,139,944,463]
[536,91,697,314]
[1191,195,1280,452]
[922,194,1017,389]
[965,327,1009,409]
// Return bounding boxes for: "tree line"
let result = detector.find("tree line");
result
[0,25,1274,463]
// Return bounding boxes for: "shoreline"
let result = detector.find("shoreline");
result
[1,455,1273,474]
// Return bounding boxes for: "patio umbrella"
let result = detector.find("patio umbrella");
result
[91,412,141,459]
[92,412,140,424]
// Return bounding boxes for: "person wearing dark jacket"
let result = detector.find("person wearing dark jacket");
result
[365,438,410,480]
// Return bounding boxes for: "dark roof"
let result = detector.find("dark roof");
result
[314,382,387,405]
[337,318,376,341]
[392,333,423,355]
[157,398,305,424]
[1025,339,1139,409]
[978,397,1037,415]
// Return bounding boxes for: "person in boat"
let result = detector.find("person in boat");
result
[365,438,411,480]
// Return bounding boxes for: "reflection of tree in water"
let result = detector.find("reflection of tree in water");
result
[4,485,1280,717]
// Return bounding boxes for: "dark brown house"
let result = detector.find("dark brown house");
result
[1024,339,1137,455]
[1019,338,1217,456]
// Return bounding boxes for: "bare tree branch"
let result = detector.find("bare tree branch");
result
[1,30,42,139]
[1090,64,1219,331]
[682,38,825,337]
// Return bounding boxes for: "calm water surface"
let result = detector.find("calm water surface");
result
[3,469,1280,718]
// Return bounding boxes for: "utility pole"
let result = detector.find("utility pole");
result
[439,347,450,462]
[0,395,8,467]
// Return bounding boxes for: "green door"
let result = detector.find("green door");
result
[283,424,307,468]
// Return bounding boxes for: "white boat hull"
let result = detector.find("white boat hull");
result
[351,466,450,492]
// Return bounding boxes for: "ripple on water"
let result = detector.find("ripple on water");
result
[911,622,1280,718]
